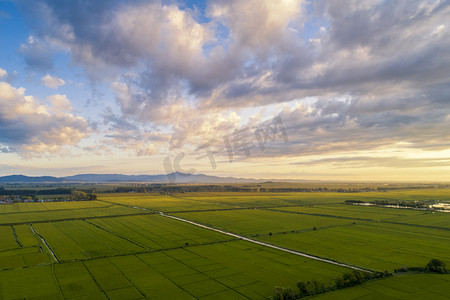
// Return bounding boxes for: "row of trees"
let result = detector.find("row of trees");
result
[272,259,447,299]
[0,190,96,203]
[110,185,259,193]
[272,270,390,300]
[395,259,447,274]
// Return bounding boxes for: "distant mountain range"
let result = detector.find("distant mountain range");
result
[0,172,258,183]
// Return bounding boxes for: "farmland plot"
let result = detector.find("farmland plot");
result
[89,214,233,250]
[1,190,449,299]
[0,200,111,213]
[0,204,144,225]
[273,204,426,221]
[107,241,348,299]
[99,193,232,212]
[13,224,41,247]
[33,220,143,261]
[389,211,450,228]
[315,273,450,300]
[0,265,62,299]
[0,224,50,270]
[173,208,356,236]
[0,241,350,300]
[257,221,450,271]
[0,226,18,251]
[177,192,347,207]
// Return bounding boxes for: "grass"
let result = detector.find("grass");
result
[173,208,356,235]
[0,200,111,213]
[0,189,449,299]
[314,273,450,299]
[13,224,41,247]
[54,262,104,298]
[176,192,346,207]
[0,224,51,270]
[0,265,62,299]
[273,203,426,220]
[0,204,144,225]
[33,220,143,261]
[0,240,349,299]
[0,226,18,251]
[98,193,232,212]
[389,211,450,228]
[257,221,450,271]
[89,215,233,250]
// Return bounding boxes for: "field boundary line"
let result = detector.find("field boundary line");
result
[0,240,238,272]
[134,254,198,299]
[0,204,114,215]
[82,261,111,300]
[29,224,60,262]
[0,212,156,227]
[10,225,23,247]
[382,220,450,231]
[51,263,65,299]
[83,219,149,250]
[263,208,374,221]
[182,247,253,299]
[105,257,148,299]
[97,199,160,213]
[161,212,374,273]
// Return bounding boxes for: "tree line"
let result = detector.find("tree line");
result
[271,259,447,299]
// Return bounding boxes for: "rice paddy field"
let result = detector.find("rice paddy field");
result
[315,273,450,300]
[0,189,449,299]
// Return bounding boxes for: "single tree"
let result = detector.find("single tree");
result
[271,287,296,300]
[426,259,447,274]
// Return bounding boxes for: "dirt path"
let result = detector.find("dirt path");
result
[160,212,374,273]
[30,224,59,262]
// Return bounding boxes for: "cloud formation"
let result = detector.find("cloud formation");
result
[0,81,90,157]
[41,74,66,89]
[13,0,450,169]
[0,68,7,79]
[47,94,72,111]
[18,36,54,71]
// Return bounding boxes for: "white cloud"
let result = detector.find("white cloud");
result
[40,74,66,89]
[208,0,304,50]
[0,82,90,157]
[16,0,450,163]
[0,67,7,79]
[47,94,72,112]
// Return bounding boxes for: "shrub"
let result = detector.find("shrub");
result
[271,287,296,300]
[426,259,447,274]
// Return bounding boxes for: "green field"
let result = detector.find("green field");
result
[271,204,425,220]
[315,273,450,299]
[0,201,111,213]
[258,221,450,271]
[0,203,146,225]
[0,241,348,299]
[0,224,52,270]
[0,189,449,299]
[174,209,356,235]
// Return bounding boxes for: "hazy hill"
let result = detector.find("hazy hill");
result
[0,172,257,183]
[0,175,63,183]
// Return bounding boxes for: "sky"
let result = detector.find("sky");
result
[0,0,450,181]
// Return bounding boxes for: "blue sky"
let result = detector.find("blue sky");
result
[0,0,450,181]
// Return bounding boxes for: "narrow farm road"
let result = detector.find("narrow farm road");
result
[30,224,59,262]
[159,212,374,273]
